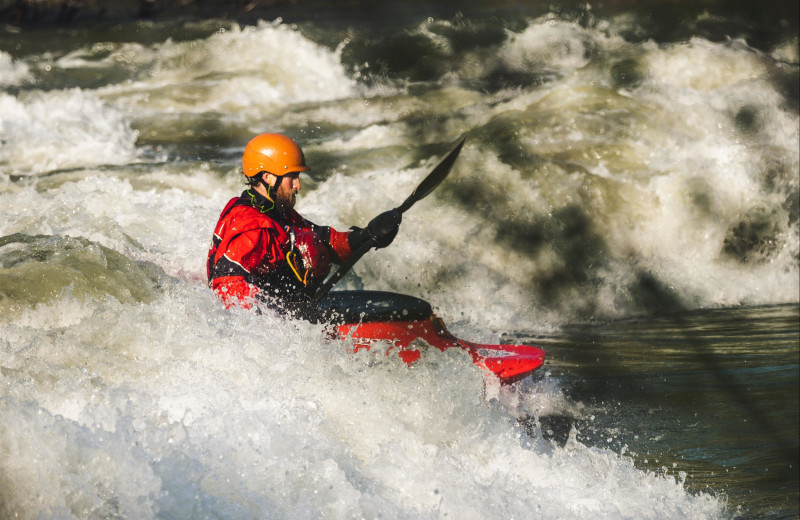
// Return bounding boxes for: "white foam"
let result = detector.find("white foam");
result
[0,285,726,518]
[500,17,622,74]
[0,50,32,87]
[98,20,359,120]
[0,166,233,282]
[771,36,800,64]
[643,37,770,91]
[0,89,139,175]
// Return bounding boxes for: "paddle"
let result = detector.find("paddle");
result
[311,135,466,303]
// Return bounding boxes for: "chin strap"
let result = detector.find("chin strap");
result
[247,174,276,214]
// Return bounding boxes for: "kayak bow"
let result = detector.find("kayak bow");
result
[318,291,545,385]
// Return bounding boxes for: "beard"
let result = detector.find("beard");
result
[275,190,297,211]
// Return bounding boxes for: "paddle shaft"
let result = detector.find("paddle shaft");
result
[311,136,466,303]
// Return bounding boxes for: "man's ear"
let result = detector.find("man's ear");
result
[264,173,277,187]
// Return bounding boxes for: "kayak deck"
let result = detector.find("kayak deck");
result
[317,291,545,385]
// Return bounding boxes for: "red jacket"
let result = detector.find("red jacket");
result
[207,189,353,312]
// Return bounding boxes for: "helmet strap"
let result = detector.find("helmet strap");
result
[247,173,275,213]
[263,173,278,203]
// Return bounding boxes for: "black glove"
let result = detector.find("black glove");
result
[349,209,402,250]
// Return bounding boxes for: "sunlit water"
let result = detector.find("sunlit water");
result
[1,2,798,518]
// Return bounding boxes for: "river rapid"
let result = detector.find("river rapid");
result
[1,1,798,518]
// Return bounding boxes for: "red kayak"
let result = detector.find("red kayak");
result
[318,291,545,385]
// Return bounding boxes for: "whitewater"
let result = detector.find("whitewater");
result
[1,4,797,518]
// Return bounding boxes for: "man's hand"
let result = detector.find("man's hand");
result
[366,209,402,248]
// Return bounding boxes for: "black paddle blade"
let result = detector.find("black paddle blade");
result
[396,136,466,214]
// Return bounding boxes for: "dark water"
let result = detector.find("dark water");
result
[522,303,799,519]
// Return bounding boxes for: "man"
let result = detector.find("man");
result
[207,133,401,318]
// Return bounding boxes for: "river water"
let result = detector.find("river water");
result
[1,1,798,518]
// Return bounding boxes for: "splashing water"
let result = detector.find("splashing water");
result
[1,4,797,518]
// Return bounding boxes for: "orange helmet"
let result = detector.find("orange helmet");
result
[242,133,310,177]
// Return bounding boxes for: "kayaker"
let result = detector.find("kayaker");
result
[207,133,401,318]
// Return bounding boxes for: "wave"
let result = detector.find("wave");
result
[1,13,797,327]
[0,233,166,324]
[0,88,139,176]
